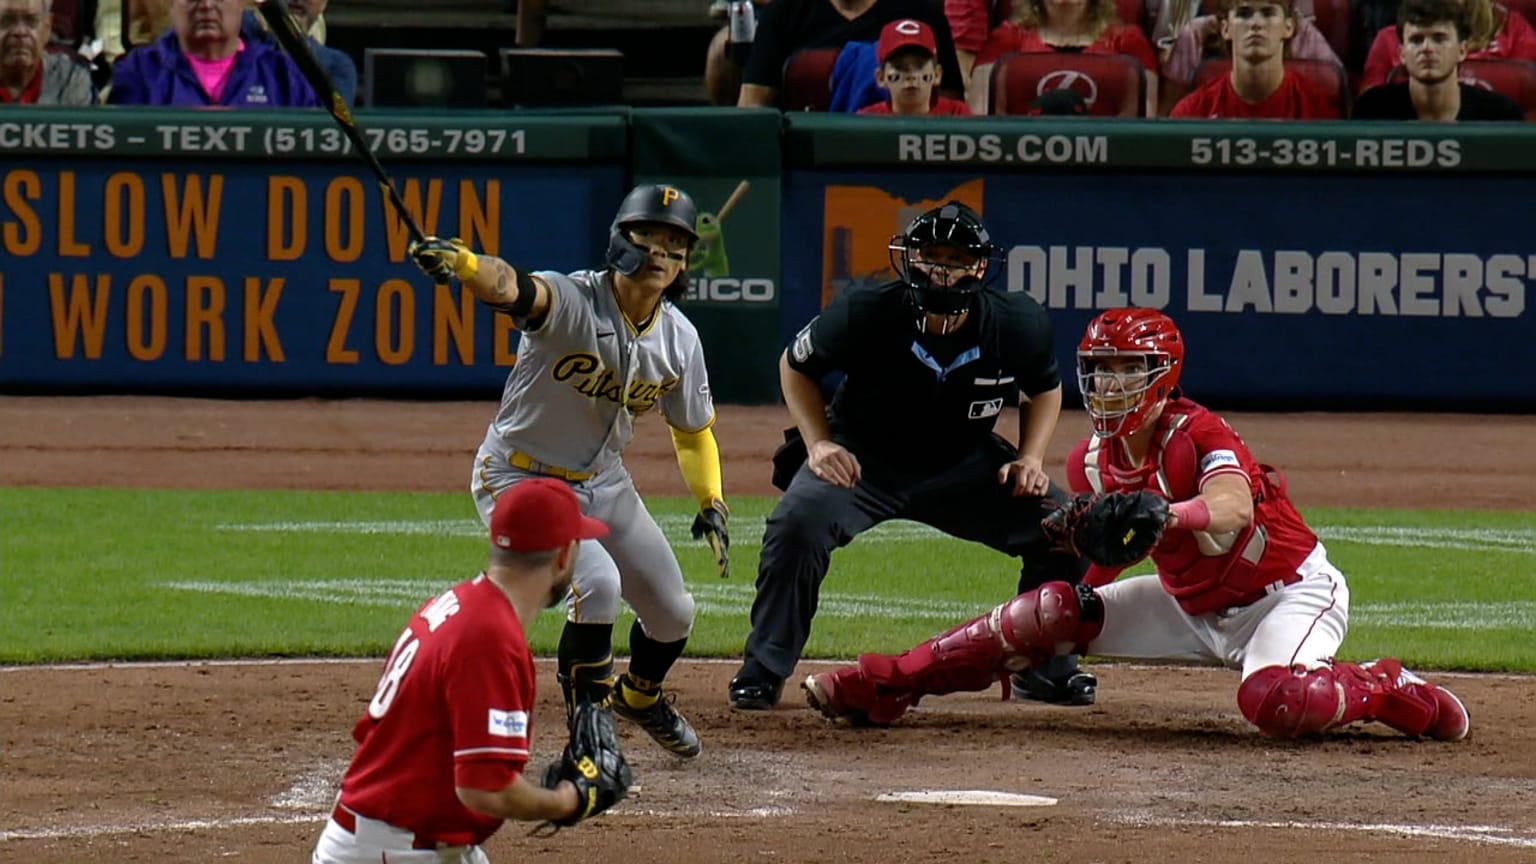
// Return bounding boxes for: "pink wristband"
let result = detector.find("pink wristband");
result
[1170,498,1211,532]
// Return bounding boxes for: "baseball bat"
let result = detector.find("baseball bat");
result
[254,0,427,245]
[715,180,750,222]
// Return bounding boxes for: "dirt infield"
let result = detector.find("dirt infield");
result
[2,397,1535,863]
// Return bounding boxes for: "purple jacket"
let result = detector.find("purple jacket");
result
[107,30,319,108]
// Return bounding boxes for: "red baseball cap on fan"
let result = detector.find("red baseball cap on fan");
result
[876,19,938,64]
[491,478,608,552]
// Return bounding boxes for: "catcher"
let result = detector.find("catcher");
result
[313,479,632,864]
[803,308,1471,742]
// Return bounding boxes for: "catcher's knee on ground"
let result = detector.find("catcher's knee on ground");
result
[1238,664,1372,737]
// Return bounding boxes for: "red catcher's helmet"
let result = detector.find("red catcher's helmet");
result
[1077,307,1184,437]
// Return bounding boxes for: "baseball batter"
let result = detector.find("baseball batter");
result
[804,308,1471,742]
[313,479,616,864]
[407,184,730,759]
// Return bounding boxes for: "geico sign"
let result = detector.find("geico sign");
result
[691,278,776,302]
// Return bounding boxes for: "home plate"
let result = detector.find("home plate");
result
[876,790,1058,807]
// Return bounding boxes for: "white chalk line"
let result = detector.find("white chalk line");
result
[1109,812,1536,849]
[154,575,1536,631]
[213,518,1536,555]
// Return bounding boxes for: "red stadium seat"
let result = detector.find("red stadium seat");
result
[1193,57,1350,113]
[780,47,842,112]
[988,51,1147,116]
[1459,57,1536,119]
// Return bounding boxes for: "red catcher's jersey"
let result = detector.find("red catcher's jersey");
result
[1066,397,1318,615]
[339,574,535,847]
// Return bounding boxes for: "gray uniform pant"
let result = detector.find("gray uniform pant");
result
[742,438,1084,682]
[472,446,695,643]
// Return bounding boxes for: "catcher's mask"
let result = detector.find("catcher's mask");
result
[1077,307,1185,438]
[606,183,699,302]
[888,202,997,330]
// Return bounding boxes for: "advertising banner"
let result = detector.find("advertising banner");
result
[784,168,1535,408]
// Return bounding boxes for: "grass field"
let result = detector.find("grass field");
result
[3,487,1533,671]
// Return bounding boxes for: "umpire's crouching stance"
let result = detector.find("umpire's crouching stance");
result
[728,202,1092,710]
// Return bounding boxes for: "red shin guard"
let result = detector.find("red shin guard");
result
[858,581,1102,700]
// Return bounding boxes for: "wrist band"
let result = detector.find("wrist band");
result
[1170,498,1211,532]
[452,248,479,282]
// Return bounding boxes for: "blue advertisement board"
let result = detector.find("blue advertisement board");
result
[784,170,1535,409]
[1,160,623,393]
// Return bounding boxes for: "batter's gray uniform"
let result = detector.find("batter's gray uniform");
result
[471,269,715,643]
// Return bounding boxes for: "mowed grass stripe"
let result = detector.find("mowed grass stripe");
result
[215,518,1536,553]
[161,577,1536,630]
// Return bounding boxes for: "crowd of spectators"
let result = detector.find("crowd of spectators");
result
[4,0,1531,120]
[2,0,350,107]
[706,0,1535,119]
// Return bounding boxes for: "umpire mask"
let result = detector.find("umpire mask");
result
[889,202,996,329]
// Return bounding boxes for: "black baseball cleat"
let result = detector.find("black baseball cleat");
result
[728,675,784,710]
[1011,669,1098,706]
[610,676,701,758]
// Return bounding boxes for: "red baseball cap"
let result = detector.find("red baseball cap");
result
[877,19,938,64]
[490,478,608,552]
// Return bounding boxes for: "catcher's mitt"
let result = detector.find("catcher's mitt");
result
[1041,490,1169,568]
[691,499,730,578]
[539,703,632,830]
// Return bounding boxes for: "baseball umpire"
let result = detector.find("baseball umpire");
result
[407,184,731,759]
[727,201,1090,710]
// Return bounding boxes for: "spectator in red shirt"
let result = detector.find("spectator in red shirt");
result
[1360,0,1536,91]
[1170,0,1342,118]
[943,0,1014,99]
[860,18,974,113]
[974,0,1159,115]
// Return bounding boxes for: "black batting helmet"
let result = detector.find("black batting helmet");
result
[606,183,699,279]
[888,202,997,319]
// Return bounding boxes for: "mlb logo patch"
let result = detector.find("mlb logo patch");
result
[487,709,528,738]
[968,398,1004,419]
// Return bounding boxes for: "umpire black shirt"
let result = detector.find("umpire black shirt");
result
[786,283,1060,472]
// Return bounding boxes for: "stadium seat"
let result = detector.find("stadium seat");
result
[1459,58,1536,119]
[364,49,489,109]
[1310,0,1354,66]
[988,51,1147,116]
[780,47,842,112]
[1193,56,1350,113]
[498,48,625,108]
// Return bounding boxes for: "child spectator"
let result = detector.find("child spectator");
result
[860,18,972,113]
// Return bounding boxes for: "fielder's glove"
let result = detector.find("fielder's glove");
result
[691,498,730,578]
[1041,490,1169,568]
[538,703,632,831]
[407,235,476,282]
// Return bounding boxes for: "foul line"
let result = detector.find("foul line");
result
[1109,813,1536,849]
[0,813,324,842]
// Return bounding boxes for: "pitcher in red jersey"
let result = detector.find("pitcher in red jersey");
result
[804,308,1471,742]
[313,478,619,864]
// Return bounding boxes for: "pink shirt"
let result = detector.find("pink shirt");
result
[184,39,244,102]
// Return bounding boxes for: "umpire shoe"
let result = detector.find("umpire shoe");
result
[610,674,701,758]
[1010,669,1098,707]
[728,675,784,710]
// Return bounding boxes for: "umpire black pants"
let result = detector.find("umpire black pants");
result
[739,437,1086,683]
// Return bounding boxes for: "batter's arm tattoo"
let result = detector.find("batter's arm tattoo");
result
[471,258,548,320]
